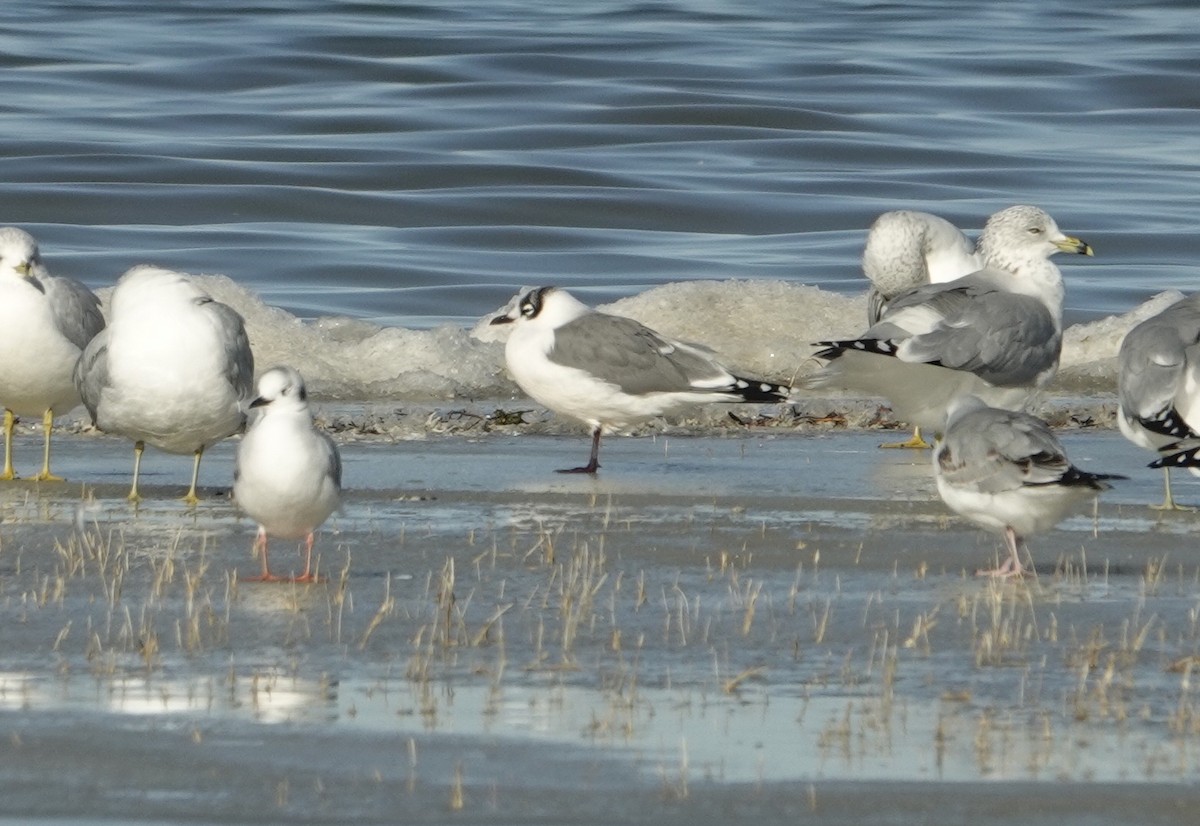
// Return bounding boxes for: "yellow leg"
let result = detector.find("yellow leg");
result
[1,410,15,480]
[183,446,204,506]
[31,408,63,482]
[127,440,145,503]
[1150,467,1194,512]
[879,426,934,450]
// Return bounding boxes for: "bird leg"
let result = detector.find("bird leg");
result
[127,440,145,503]
[241,529,323,584]
[30,408,63,482]
[292,532,323,583]
[879,426,933,450]
[1,409,16,480]
[183,446,204,506]
[557,427,602,474]
[976,527,1030,578]
[1150,467,1194,512]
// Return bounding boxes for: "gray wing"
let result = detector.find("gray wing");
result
[44,275,105,350]
[320,430,343,489]
[1118,295,1200,435]
[548,312,731,396]
[870,272,1060,387]
[203,299,255,401]
[73,327,110,424]
[938,405,1071,495]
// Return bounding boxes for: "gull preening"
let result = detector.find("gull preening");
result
[1116,293,1200,509]
[0,227,104,481]
[862,210,981,326]
[490,286,791,473]
[933,396,1123,578]
[74,265,254,503]
[861,210,983,447]
[811,205,1093,436]
[234,366,342,583]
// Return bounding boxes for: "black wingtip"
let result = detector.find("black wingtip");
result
[731,376,791,403]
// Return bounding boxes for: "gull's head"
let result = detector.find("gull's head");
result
[488,286,590,329]
[111,265,207,316]
[0,227,43,281]
[978,205,1093,270]
[249,366,310,413]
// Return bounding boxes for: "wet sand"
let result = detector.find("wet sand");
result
[2,416,1200,823]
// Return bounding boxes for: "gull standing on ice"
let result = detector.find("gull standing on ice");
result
[0,227,104,481]
[234,366,341,583]
[1117,293,1200,509]
[74,265,254,503]
[811,205,1093,436]
[490,286,791,474]
[933,396,1122,578]
[861,210,982,447]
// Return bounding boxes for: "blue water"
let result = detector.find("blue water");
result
[1,1,1196,331]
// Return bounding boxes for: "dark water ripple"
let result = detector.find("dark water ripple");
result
[0,1,1197,326]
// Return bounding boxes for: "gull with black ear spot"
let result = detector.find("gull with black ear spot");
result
[490,286,791,474]
[933,396,1123,578]
[234,366,342,583]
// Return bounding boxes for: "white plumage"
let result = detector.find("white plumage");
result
[490,286,790,473]
[234,366,341,583]
[933,396,1121,577]
[0,227,104,481]
[74,265,254,503]
[813,205,1093,435]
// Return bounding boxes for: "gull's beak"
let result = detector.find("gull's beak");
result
[14,260,33,276]
[249,396,269,408]
[490,312,515,326]
[1054,235,1094,256]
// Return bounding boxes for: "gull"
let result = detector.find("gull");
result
[490,286,791,473]
[75,265,254,504]
[0,227,104,481]
[933,396,1122,577]
[862,209,981,326]
[1116,293,1200,510]
[861,210,982,448]
[811,205,1093,436]
[234,366,341,583]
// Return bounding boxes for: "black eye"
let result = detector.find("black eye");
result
[1028,227,1042,235]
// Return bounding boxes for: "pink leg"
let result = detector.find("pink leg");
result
[241,527,283,582]
[291,532,323,583]
[976,527,1028,578]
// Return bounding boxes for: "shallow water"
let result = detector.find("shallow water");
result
[3,432,1200,822]
[4,2,1200,822]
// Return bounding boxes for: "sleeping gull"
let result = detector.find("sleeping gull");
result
[74,265,254,504]
[861,210,982,448]
[811,205,1093,436]
[0,227,104,481]
[490,286,791,473]
[234,366,341,583]
[1117,293,1200,508]
[933,396,1123,578]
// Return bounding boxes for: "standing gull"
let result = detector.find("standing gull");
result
[861,210,982,447]
[811,205,1093,436]
[490,286,791,474]
[933,396,1122,578]
[74,265,254,503]
[234,367,341,583]
[1116,293,1200,510]
[0,227,104,481]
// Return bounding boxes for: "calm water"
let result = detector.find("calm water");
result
[2,0,1197,332]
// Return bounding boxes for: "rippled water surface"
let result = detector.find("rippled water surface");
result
[3,1,1197,330]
